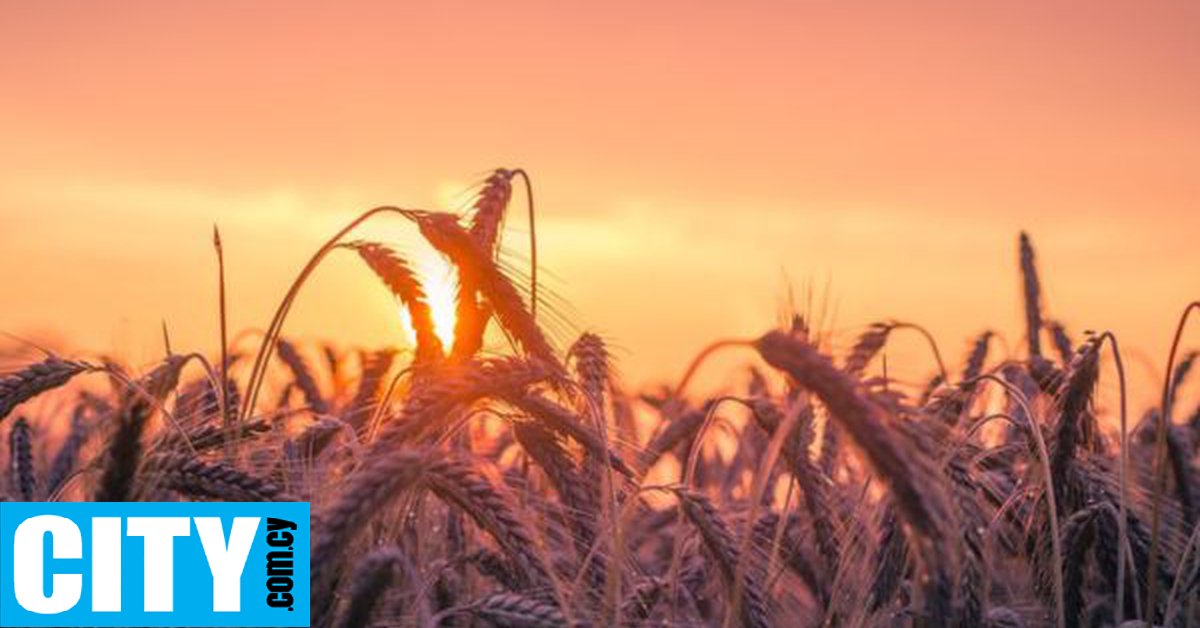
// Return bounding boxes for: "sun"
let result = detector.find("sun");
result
[397,250,459,351]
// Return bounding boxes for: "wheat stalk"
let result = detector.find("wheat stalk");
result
[275,339,329,415]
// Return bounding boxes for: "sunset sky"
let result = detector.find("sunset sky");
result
[2,1,1198,405]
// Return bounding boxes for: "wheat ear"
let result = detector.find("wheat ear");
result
[755,330,949,541]
[8,417,36,501]
[346,241,445,364]
[0,357,97,423]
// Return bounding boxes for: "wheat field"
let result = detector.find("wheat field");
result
[2,169,1198,628]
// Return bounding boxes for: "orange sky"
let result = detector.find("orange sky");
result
[2,1,1199,407]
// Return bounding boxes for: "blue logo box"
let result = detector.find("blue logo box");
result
[0,502,310,627]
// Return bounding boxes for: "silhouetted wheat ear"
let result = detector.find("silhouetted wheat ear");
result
[337,547,408,628]
[1164,417,1197,526]
[750,511,825,605]
[275,338,329,415]
[309,449,429,619]
[947,455,987,626]
[0,356,96,423]
[1019,231,1044,359]
[1060,503,1099,628]
[672,488,773,628]
[749,398,839,584]
[424,455,554,587]
[322,344,341,387]
[8,417,36,501]
[504,391,635,477]
[165,418,270,453]
[288,417,347,462]
[641,404,709,470]
[311,448,554,622]
[1050,338,1101,484]
[465,592,569,628]
[95,394,152,503]
[146,452,283,501]
[962,329,994,384]
[346,242,445,363]
[46,407,90,496]
[755,330,950,541]
[570,332,618,540]
[818,412,841,475]
[610,381,638,457]
[95,356,186,503]
[141,354,188,400]
[199,376,240,425]
[845,322,895,375]
[417,212,562,372]
[513,421,598,559]
[1167,349,1200,417]
[570,332,610,411]
[468,170,537,365]
[870,504,908,611]
[468,168,515,257]
[344,348,396,428]
[372,357,556,447]
[174,377,211,422]
[1048,321,1074,365]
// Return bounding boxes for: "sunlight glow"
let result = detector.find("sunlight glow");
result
[397,250,459,351]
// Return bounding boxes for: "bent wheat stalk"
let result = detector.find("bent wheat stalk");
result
[241,206,423,423]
